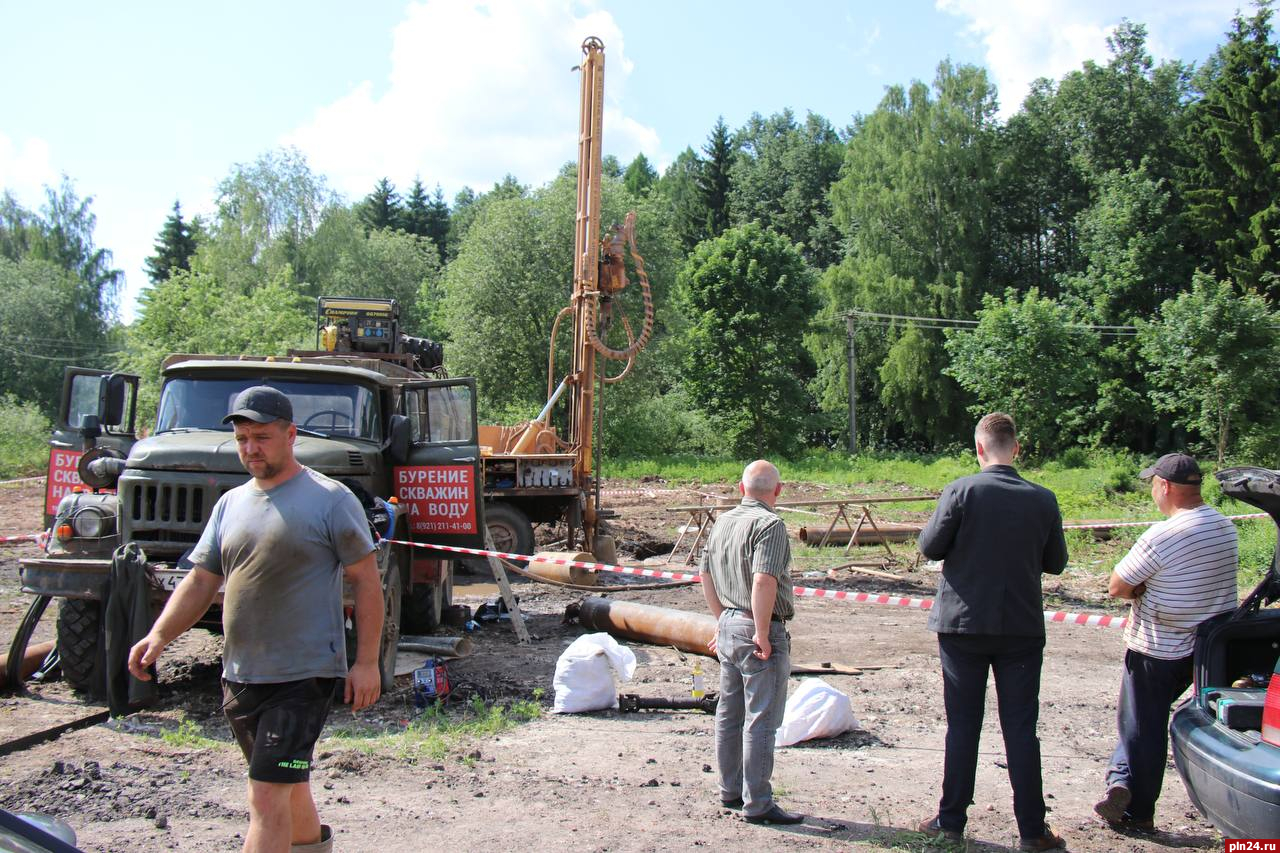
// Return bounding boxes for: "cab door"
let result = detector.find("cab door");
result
[394,378,485,549]
[45,368,140,526]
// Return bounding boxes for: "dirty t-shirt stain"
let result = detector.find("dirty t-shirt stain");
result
[188,467,375,683]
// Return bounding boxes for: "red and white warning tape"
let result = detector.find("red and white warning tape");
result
[388,539,1129,630]
[0,533,39,544]
[1063,512,1267,531]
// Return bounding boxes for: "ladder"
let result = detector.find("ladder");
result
[483,530,531,644]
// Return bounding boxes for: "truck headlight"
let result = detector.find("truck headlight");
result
[71,508,115,539]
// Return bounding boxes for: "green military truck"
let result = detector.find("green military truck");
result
[15,297,484,694]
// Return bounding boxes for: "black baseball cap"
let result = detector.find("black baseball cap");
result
[1138,452,1203,485]
[222,386,293,424]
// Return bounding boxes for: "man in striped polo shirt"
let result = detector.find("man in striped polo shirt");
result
[700,459,801,826]
[1095,452,1238,831]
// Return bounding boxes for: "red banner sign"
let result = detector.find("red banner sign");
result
[45,449,85,516]
[394,465,478,535]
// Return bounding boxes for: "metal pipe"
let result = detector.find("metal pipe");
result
[397,635,474,658]
[567,597,716,657]
[526,551,598,586]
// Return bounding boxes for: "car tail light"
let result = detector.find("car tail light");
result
[1262,672,1280,746]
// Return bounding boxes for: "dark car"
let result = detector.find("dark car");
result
[1170,466,1280,838]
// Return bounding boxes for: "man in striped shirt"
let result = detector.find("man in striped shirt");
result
[700,459,801,826]
[1095,452,1238,832]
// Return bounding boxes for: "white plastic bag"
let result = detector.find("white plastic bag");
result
[774,678,861,746]
[552,632,638,713]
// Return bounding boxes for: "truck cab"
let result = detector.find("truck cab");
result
[19,338,482,696]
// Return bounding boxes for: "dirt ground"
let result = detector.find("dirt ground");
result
[0,477,1225,852]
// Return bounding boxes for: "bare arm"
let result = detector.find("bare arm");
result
[750,573,779,660]
[344,551,383,711]
[700,570,723,653]
[1108,571,1146,600]
[128,567,222,680]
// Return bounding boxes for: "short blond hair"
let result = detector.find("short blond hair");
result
[975,412,1017,455]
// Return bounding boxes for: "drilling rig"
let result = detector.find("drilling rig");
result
[478,36,654,568]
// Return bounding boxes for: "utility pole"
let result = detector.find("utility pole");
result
[846,313,858,454]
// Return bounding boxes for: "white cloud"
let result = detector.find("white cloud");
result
[283,0,659,200]
[0,132,56,206]
[936,0,1242,116]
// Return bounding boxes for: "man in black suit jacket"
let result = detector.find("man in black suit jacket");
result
[915,412,1069,852]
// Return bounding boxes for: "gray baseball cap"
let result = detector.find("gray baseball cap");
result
[222,386,293,424]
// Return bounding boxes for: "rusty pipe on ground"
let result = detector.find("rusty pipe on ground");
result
[397,635,474,658]
[565,597,716,657]
[0,640,54,690]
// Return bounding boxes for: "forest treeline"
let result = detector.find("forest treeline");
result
[1,8,1278,463]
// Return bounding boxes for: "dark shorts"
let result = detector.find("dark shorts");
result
[222,677,337,784]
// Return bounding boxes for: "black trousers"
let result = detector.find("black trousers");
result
[1105,648,1193,821]
[937,633,1047,839]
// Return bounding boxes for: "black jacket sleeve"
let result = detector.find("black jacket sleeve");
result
[918,483,961,560]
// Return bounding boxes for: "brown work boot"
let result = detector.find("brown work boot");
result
[1093,784,1132,824]
[1018,825,1065,851]
[291,825,333,853]
[917,816,963,842]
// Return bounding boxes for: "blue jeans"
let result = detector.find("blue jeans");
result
[1105,649,1193,821]
[715,611,790,817]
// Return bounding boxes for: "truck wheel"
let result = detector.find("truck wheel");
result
[485,503,534,564]
[379,558,403,693]
[401,562,452,633]
[57,599,103,695]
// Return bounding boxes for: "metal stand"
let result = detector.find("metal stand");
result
[483,530,531,644]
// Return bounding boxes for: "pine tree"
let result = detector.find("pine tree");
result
[424,186,450,261]
[403,177,431,238]
[623,153,657,196]
[359,178,403,232]
[698,117,733,238]
[144,201,199,286]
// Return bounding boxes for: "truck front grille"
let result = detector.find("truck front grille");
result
[121,476,241,559]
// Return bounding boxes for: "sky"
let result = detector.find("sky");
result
[0,0,1247,323]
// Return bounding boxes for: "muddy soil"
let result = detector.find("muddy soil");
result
[0,477,1223,852]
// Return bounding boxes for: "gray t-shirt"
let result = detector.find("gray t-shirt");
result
[188,467,376,683]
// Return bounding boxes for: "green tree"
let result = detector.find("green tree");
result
[729,109,844,267]
[0,256,95,414]
[698,117,733,238]
[1139,274,1280,462]
[403,177,431,238]
[657,147,710,252]
[622,153,657,196]
[358,177,403,233]
[677,222,817,457]
[198,147,334,293]
[1179,4,1280,296]
[445,176,526,262]
[144,201,200,286]
[424,185,450,263]
[944,289,1101,455]
[817,61,999,447]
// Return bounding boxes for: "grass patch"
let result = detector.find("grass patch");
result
[323,693,543,764]
[159,717,222,750]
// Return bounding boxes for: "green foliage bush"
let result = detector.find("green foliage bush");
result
[0,395,51,479]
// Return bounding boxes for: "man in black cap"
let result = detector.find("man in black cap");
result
[128,385,383,853]
[1094,452,1238,831]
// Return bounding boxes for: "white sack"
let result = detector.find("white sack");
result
[552,632,638,713]
[774,677,861,746]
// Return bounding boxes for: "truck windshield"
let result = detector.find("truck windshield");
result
[155,378,380,441]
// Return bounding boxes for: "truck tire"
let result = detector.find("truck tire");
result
[379,560,402,693]
[57,599,103,695]
[401,562,452,633]
[485,502,534,565]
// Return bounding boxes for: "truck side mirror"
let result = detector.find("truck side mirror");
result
[388,414,411,465]
[78,414,102,440]
[103,374,128,426]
